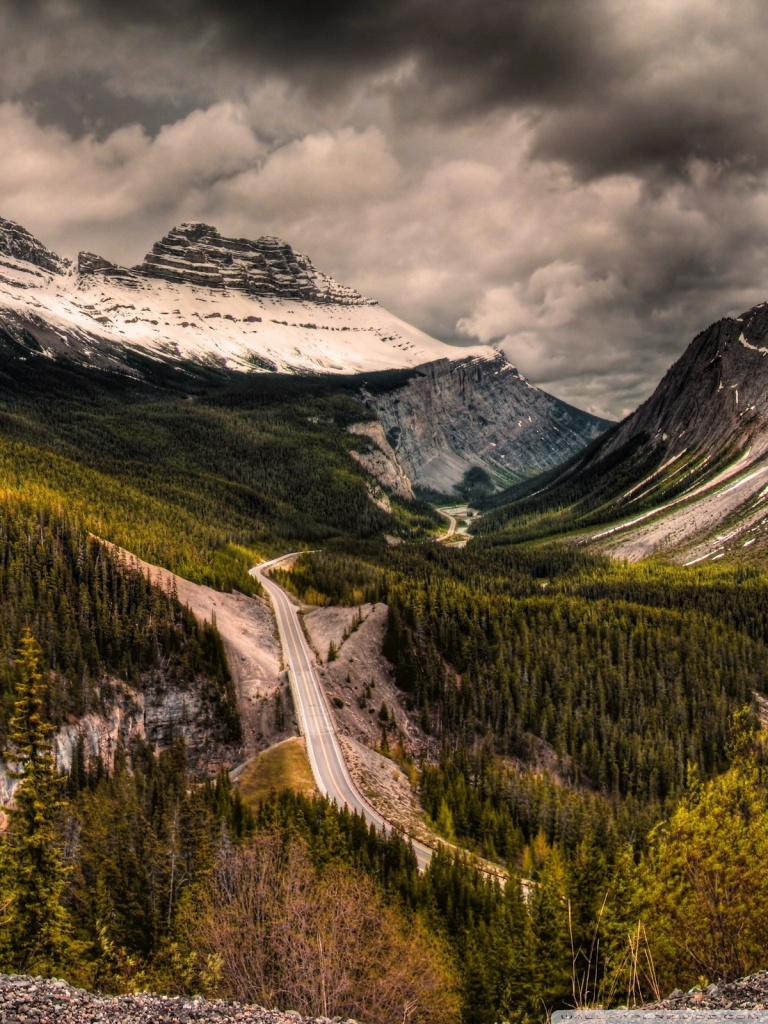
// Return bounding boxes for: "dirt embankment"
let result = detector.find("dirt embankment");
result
[106,547,296,763]
[301,601,439,841]
[303,602,431,759]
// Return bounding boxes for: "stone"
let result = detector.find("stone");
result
[363,355,610,494]
[0,218,71,275]
[131,223,375,306]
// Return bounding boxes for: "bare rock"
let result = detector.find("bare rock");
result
[132,223,375,306]
[363,355,610,494]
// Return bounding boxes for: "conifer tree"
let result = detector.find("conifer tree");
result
[0,630,74,974]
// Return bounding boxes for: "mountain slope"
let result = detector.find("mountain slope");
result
[0,216,609,493]
[361,355,610,493]
[481,301,768,560]
[0,217,496,375]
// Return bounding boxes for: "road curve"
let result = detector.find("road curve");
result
[252,555,433,871]
[435,508,457,542]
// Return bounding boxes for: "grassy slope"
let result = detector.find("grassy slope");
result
[236,737,317,807]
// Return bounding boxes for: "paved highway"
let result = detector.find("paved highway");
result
[436,507,457,541]
[252,555,433,870]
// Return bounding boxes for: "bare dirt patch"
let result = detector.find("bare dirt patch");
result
[303,602,432,759]
[339,735,430,841]
[104,546,297,763]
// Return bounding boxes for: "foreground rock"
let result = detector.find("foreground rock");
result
[552,972,768,1024]
[654,971,768,1011]
[0,975,361,1024]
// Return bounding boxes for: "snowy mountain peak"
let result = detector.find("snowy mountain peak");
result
[0,214,501,376]
[129,222,375,306]
[0,218,70,278]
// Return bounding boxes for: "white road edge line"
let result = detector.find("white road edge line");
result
[251,554,434,871]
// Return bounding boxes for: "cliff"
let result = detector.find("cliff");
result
[362,355,611,493]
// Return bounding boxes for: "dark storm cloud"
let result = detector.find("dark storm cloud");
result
[6,0,768,418]
[23,72,194,141]
[7,0,609,106]
[12,0,768,182]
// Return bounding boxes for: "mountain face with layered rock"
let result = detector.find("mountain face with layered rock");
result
[491,300,768,560]
[0,215,609,492]
[360,355,610,493]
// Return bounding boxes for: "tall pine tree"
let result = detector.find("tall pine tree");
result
[0,630,74,974]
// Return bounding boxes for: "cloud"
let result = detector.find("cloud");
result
[0,100,263,257]
[5,2,768,418]
[5,0,607,106]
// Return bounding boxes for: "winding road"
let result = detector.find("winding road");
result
[436,507,457,541]
[252,555,434,870]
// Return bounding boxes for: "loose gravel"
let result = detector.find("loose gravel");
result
[552,972,768,1024]
[0,975,360,1024]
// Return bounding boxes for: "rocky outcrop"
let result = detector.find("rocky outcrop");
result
[0,668,240,806]
[495,299,768,563]
[133,222,375,304]
[362,354,611,494]
[0,217,70,277]
[599,304,768,464]
[78,250,138,283]
[0,975,356,1024]
[347,421,415,501]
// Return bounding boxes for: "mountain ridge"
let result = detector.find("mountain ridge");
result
[0,215,610,494]
[480,298,768,560]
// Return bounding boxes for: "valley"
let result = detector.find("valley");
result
[2,216,768,1024]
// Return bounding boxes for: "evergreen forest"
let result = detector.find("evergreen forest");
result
[2,360,768,1023]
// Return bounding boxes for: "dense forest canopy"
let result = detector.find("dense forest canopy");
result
[0,496,238,747]
[278,542,768,802]
[0,357,438,591]
[2,356,768,1021]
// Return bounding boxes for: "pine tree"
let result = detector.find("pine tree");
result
[0,630,74,974]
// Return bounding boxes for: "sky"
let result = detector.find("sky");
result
[4,1,768,419]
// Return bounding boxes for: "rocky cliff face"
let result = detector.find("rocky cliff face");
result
[501,300,768,562]
[0,217,70,277]
[362,354,611,494]
[347,421,415,502]
[131,222,375,304]
[601,302,768,463]
[0,668,241,809]
[77,223,375,304]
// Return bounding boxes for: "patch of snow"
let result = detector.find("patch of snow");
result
[739,331,768,355]
[0,264,498,376]
[620,449,687,501]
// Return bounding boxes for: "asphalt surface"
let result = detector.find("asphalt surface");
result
[436,507,457,541]
[252,555,433,871]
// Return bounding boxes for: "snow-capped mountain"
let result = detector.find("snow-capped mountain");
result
[0,217,610,493]
[0,218,496,375]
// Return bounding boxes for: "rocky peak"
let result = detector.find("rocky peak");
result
[0,217,70,275]
[133,222,375,305]
[78,250,138,283]
[603,299,768,464]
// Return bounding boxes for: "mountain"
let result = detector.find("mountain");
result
[360,356,610,493]
[0,216,495,375]
[482,300,768,560]
[0,216,609,493]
